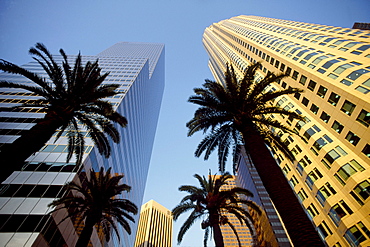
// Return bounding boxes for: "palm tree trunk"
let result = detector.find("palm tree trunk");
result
[241,127,324,247]
[212,224,224,247]
[75,217,95,247]
[0,112,65,183]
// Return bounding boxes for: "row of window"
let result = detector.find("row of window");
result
[241,16,370,39]
[297,176,370,246]
[218,21,370,95]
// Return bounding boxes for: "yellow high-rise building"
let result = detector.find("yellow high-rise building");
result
[134,200,173,247]
[203,16,370,247]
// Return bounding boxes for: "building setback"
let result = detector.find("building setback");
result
[0,42,165,247]
[203,15,370,247]
[134,200,173,247]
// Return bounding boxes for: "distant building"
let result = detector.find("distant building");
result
[134,200,173,247]
[218,175,254,246]
[203,15,370,247]
[0,42,165,246]
[352,22,370,30]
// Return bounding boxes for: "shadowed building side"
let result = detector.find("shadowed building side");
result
[0,42,165,247]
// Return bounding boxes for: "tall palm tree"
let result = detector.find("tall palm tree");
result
[172,171,261,247]
[0,43,127,182]
[48,167,138,247]
[186,63,324,246]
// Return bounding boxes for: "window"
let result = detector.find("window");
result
[344,224,367,246]
[310,104,319,114]
[307,80,317,91]
[294,92,301,100]
[303,127,317,140]
[322,59,342,69]
[292,71,299,80]
[328,92,340,106]
[322,149,340,167]
[333,63,354,74]
[318,221,333,239]
[341,100,356,116]
[312,55,329,65]
[329,201,353,226]
[275,60,280,68]
[317,183,337,206]
[289,175,299,187]
[281,81,287,88]
[312,137,328,151]
[294,121,305,133]
[320,111,331,123]
[346,68,370,81]
[299,75,307,85]
[306,168,323,189]
[353,180,370,202]
[362,144,370,158]
[282,165,291,175]
[332,120,344,133]
[345,131,361,146]
[356,109,370,127]
[317,85,327,98]
[286,67,292,76]
[307,203,319,219]
[280,63,285,72]
[340,78,353,86]
[337,160,365,181]
[297,188,308,202]
[302,97,309,106]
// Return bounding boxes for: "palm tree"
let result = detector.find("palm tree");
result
[186,63,324,246]
[48,167,138,247]
[172,171,261,247]
[0,43,127,182]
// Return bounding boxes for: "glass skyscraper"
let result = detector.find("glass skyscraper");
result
[203,16,370,247]
[0,42,165,247]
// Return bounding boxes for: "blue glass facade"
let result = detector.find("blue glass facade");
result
[0,42,165,247]
[236,147,291,247]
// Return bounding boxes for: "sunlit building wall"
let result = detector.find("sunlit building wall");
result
[0,42,165,247]
[218,175,254,246]
[203,15,370,247]
[134,200,172,247]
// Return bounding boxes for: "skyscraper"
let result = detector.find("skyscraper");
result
[236,147,291,247]
[218,175,254,246]
[134,200,172,247]
[203,16,370,247]
[0,42,165,247]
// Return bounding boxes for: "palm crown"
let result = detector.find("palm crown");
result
[186,63,324,246]
[172,172,260,247]
[187,63,302,171]
[48,167,138,247]
[0,43,127,181]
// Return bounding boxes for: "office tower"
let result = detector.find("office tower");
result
[236,147,291,247]
[134,200,172,247]
[203,15,370,247]
[0,42,165,247]
[218,175,254,246]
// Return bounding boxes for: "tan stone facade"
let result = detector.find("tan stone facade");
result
[203,16,370,247]
[134,200,173,247]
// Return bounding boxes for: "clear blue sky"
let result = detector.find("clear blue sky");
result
[0,0,369,246]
